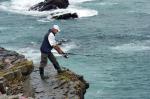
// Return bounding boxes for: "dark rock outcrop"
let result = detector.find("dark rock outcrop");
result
[29,0,79,19]
[52,13,78,19]
[29,0,69,11]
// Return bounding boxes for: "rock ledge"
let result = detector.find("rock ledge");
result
[0,47,89,99]
[0,47,34,98]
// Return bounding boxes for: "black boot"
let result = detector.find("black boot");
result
[53,64,63,74]
[57,69,63,74]
[39,67,49,79]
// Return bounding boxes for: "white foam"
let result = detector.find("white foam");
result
[0,0,98,18]
[8,0,43,10]
[52,42,77,56]
[0,27,8,30]
[67,6,98,18]
[15,42,77,62]
[69,0,94,4]
[17,47,41,62]
[37,19,52,22]
[97,2,118,6]
[111,41,150,52]
[45,6,98,20]
[0,5,52,17]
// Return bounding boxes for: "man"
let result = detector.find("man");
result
[39,25,68,79]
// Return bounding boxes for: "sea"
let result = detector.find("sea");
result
[0,0,150,99]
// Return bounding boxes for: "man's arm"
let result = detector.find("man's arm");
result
[48,33,68,58]
[53,45,68,58]
[52,45,64,54]
[48,33,63,54]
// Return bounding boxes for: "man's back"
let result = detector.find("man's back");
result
[40,31,53,53]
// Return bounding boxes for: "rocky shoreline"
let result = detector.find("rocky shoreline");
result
[0,47,34,98]
[0,47,89,99]
[29,0,78,19]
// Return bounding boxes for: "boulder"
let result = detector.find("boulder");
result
[52,13,78,19]
[29,0,79,19]
[29,0,69,11]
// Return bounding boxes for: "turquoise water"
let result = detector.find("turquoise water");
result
[1,0,150,99]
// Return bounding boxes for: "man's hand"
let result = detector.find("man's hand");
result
[62,53,69,58]
[53,45,68,58]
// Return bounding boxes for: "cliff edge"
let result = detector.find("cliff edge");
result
[0,47,34,98]
[0,47,89,99]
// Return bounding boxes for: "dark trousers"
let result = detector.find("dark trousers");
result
[40,52,61,70]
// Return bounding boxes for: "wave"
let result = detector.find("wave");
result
[52,41,77,56]
[0,27,9,30]
[16,41,77,62]
[69,0,94,4]
[127,10,150,16]
[17,47,41,62]
[111,40,150,52]
[67,6,98,18]
[37,19,51,22]
[97,2,118,6]
[0,0,44,10]
[46,6,98,19]
[0,0,98,19]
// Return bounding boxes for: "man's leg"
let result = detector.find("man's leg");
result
[48,52,62,73]
[39,52,48,79]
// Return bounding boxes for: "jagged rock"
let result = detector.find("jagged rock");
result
[58,69,89,98]
[0,47,89,98]
[0,94,34,99]
[52,13,78,19]
[29,0,69,11]
[0,47,34,97]
[0,77,6,94]
[3,72,14,81]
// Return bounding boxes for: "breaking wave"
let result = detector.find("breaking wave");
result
[52,41,77,56]
[69,0,94,4]
[97,2,118,6]
[16,41,77,62]
[111,40,150,52]
[0,0,98,19]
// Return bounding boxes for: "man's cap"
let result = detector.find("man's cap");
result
[52,25,60,32]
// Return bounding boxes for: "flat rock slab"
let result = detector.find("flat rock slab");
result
[31,66,66,99]
[30,65,89,99]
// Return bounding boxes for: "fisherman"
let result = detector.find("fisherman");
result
[39,25,68,79]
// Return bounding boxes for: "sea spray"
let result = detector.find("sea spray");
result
[0,0,98,18]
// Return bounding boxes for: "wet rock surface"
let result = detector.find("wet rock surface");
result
[52,13,78,19]
[29,0,69,11]
[31,66,89,99]
[0,47,89,99]
[0,47,34,98]
[0,47,25,70]
[29,0,78,20]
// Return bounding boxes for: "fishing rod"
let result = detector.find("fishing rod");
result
[65,52,100,57]
[53,52,101,57]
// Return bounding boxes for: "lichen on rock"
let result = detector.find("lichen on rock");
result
[0,47,89,99]
[57,68,89,99]
[0,47,34,98]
